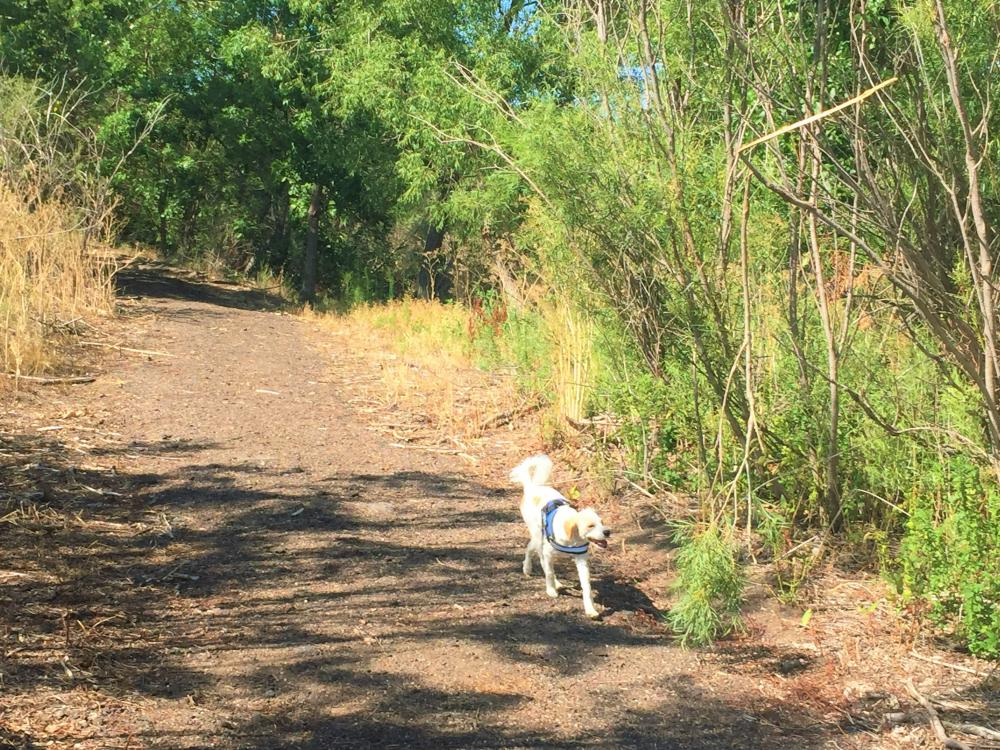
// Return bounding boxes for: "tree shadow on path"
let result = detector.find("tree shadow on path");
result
[0,261,882,749]
[116,260,289,312]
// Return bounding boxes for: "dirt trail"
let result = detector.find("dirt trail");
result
[2,264,886,748]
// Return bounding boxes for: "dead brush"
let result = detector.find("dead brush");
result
[467,295,508,339]
[0,75,164,383]
[0,76,138,382]
[0,183,116,379]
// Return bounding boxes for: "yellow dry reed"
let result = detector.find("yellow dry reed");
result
[541,299,593,423]
[0,183,115,379]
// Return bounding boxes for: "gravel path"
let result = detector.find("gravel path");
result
[1,264,847,749]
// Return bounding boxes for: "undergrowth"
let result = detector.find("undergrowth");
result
[337,299,473,367]
[667,522,746,646]
[0,76,117,379]
[899,459,1000,659]
[0,185,116,377]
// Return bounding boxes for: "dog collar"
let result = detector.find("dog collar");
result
[542,498,590,555]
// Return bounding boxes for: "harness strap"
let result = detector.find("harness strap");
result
[542,498,590,555]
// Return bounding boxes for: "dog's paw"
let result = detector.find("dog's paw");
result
[553,578,564,590]
[545,587,559,599]
[522,564,532,577]
[585,608,601,619]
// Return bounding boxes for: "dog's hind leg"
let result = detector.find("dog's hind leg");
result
[523,536,539,576]
[527,535,563,589]
[540,545,559,598]
[574,555,599,618]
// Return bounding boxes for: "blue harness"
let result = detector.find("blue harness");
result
[542,498,590,555]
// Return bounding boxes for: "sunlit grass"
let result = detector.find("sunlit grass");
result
[0,183,115,380]
[317,298,475,368]
[305,299,521,436]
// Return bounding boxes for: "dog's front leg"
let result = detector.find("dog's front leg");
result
[540,545,559,598]
[575,555,599,618]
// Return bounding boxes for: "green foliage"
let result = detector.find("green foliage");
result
[338,270,381,308]
[900,460,1000,659]
[494,309,552,395]
[596,355,682,485]
[668,523,746,646]
[468,296,554,402]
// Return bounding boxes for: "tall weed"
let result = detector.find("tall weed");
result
[668,522,746,646]
[540,299,592,423]
[0,186,116,377]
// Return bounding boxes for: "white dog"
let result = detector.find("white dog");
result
[510,454,610,618]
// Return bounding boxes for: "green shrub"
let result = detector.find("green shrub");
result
[587,321,696,487]
[900,459,1000,659]
[599,366,680,482]
[668,522,746,646]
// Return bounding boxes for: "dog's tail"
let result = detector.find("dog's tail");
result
[509,454,553,488]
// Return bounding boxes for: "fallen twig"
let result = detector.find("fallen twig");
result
[910,649,992,678]
[388,442,478,463]
[61,425,123,436]
[5,373,96,385]
[624,477,656,499]
[949,723,1000,742]
[567,413,622,429]
[79,484,125,497]
[339,376,380,385]
[481,401,542,430]
[79,341,175,357]
[144,562,199,584]
[905,678,972,750]
[779,535,820,561]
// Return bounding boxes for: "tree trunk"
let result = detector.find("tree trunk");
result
[157,188,169,254]
[932,0,1000,461]
[809,0,842,525]
[417,223,445,300]
[300,182,323,303]
[180,198,199,254]
[269,181,291,268]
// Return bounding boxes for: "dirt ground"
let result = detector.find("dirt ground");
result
[1,262,996,749]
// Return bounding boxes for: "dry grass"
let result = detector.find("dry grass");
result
[541,298,593,423]
[306,299,524,441]
[331,299,474,365]
[306,295,597,443]
[0,183,116,379]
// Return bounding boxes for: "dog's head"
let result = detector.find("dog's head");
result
[572,507,611,549]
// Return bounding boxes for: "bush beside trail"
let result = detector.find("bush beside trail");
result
[0,77,117,380]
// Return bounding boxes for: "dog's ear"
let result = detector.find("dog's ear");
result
[562,509,578,540]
